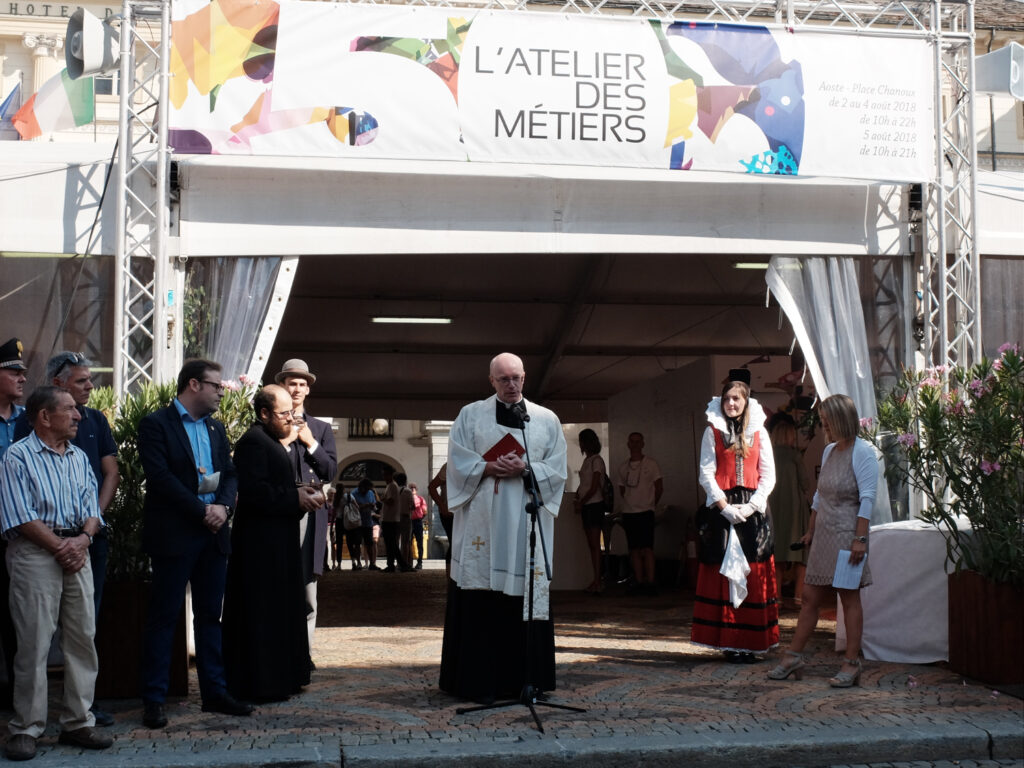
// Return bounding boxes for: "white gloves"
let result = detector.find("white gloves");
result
[736,502,757,520]
[721,503,758,524]
[720,505,745,525]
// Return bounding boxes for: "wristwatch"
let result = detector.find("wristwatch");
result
[853,535,867,543]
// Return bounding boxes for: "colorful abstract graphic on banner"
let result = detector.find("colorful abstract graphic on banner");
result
[168,0,934,181]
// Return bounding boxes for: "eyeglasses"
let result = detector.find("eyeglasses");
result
[197,379,225,393]
[273,408,295,419]
[53,352,88,378]
[495,376,524,386]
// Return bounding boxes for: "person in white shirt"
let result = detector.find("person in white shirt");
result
[616,432,663,595]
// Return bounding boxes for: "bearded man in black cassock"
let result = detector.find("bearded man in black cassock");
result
[222,385,323,702]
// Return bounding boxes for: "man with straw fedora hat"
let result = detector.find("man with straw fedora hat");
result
[275,359,337,665]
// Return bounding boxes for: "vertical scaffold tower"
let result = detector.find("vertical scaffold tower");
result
[110,0,980,392]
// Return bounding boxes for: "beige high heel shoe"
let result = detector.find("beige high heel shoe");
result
[767,650,806,680]
[829,657,862,687]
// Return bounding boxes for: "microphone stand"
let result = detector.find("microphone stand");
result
[456,402,586,733]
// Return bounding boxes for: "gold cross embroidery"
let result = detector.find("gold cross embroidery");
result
[472,536,486,551]
[533,566,545,579]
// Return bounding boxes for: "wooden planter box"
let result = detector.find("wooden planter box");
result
[947,570,1024,685]
[94,581,189,700]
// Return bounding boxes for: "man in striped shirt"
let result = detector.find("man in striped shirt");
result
[0,386,111,760]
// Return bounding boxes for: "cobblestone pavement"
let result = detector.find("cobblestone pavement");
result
[7,562,1023,767]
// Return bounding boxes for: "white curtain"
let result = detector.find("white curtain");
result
[766,255,892,524]
[186,256,289,383]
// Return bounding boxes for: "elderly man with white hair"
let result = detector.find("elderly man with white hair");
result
[439,352,567,706]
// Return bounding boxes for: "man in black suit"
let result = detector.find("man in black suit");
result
[138,359,251,729]
[275,359,337,660]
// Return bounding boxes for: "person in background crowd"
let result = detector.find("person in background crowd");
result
[409,482,427,570]
[574,428,607,594]
[352,478,380,571]
[768,418,810,609]
[616,432,662,595]
[428,463,452,577]
[380,469,411,573]
[333,485,363,570]
[397,473,414,569]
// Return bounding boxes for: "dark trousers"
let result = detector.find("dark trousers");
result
[143,540,228,704]
[335,522,362,562]
[381,522,407,570]
[90,531,109,617]
[411,519,425,564]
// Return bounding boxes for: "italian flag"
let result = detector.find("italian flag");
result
[12,68,94,140]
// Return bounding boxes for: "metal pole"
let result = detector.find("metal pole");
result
[151,0,178,383]
[964,0,982,361]
[113,0,133,397]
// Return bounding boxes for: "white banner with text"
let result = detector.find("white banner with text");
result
[168,0,934,181]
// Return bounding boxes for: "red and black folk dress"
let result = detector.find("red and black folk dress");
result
[692,397,780,654]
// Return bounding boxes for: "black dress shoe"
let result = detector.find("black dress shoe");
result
[91,705,115,727]
[201,692,254,716]
[143,701,167,728]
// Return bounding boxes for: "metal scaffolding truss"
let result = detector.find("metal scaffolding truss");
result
[112,0,176,393]
[921,2,982,369]
[113,0,979,390]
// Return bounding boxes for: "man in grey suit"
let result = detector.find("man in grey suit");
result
[275,359,337,661]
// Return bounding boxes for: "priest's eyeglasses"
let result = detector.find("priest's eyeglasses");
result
[272,408,296,420]
[496,376,524,386]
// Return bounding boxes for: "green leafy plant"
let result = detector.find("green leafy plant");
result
[90,375,258,581]
[217,374,258,446]
[863,344,1024,587]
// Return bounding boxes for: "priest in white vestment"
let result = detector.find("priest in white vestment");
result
[439,353,567,704]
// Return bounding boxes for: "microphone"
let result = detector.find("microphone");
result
[512,401,530,424]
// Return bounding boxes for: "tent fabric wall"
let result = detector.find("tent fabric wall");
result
[766,254,893,524]
[175,156,908,258]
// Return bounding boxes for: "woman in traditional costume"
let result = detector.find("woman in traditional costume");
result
[693,369,778,663]
[768,394,875,687]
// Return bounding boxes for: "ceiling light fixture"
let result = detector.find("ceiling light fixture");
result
[732,261,771,270]
[371,316,452,325]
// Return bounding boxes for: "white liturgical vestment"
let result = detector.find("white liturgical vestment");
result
[447,395,567,619]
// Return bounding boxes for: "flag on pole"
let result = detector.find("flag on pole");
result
[12,69,94,140]
[0,83,21,121]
